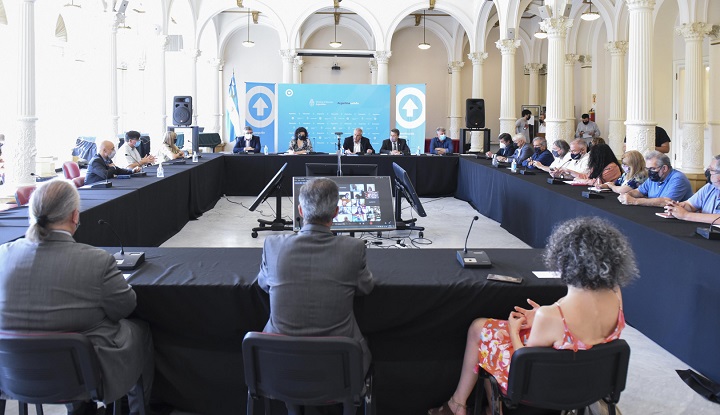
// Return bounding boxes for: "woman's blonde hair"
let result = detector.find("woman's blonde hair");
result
[622,150,647,181]
[163,131,180,153]
[26,180,79,243]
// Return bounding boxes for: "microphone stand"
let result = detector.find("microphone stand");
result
[98,219,145,270]
[335,132,343,176]
[697,215,720,240]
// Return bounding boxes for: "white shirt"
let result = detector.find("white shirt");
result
[353,141,361,154]
[549,152,572,170]
[117,145,141,169]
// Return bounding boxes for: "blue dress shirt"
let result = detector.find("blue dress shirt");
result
[637,168,693,201]
[687,183,720,214]
[522,149,554,169]
[429,137,453,154]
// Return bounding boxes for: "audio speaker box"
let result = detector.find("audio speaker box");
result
[465,98,485,128]
[173,96,192,126]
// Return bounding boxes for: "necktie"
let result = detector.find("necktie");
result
[393,142,397,151]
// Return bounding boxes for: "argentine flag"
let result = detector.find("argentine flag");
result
[226,72,241,142]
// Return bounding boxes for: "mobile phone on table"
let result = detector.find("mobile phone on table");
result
[487,274,523,284]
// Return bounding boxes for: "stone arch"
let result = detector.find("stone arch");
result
[384,2,475,52]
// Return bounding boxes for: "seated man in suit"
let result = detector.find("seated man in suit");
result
[619,150,693,207]
[257,177,374,373]
[0,180,154,415]
[117,131,155,169]
[485,133,516,159]
[523,137,554,170]
[429,127,453,155]
[343,128,375,155]
[85,140,139,185]
[233,126,261,153]
[496,134,532,164]
[380,128,410,155]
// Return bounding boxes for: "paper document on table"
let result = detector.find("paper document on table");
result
[533,271,561,279]
[588,186,611,192]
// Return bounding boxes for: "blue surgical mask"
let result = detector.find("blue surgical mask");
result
[622,164,630,174]
[438,135,446,141]
[551,150,559,158]
[134,140,141,148]
[570,152,582,160]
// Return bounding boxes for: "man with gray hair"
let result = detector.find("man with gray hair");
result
[429,127,454,155]
[343,127,375,154]
[257,177,374,373]
[496,133,533,164]
[618,150,693,207]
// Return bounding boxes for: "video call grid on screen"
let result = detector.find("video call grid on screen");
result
[293,176,396,232]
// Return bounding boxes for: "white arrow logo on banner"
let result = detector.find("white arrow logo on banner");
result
[403,99,418,118]
[253,97,268,117]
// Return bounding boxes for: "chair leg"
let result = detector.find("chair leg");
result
[608,403,616,415]
[285,403,302,415]
[0,400,5,414]
[247,391,254,415]
[364,373,374,415]
[113,399,121,415]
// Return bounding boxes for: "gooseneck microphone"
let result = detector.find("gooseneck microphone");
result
[98,219,145,270]
[696,215,720,240]
[456,215,491,268]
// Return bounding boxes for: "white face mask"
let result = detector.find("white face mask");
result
[245,133,253,140]
[499,143,506,149]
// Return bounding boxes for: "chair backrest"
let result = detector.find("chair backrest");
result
[242,332,366,407]
[63,161,81,179]
[0,332,104,404]
[72,176,85,188]
[505,339,630,410]
[14,185,36,206]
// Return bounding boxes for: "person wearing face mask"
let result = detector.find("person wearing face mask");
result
[604,150,647,194]
[0,180,155,415]
[496,134,532,164]
[522,137,554,170]
[515,109,532,143]
[85,140,139,185]
[575,114,601,142]
[380,128,410,155]
[618,151,693,207]
[343,128,375,155]
[158,131,185,162]
[118,131,155,169]
[288,126,313,154]
[532,139,570,173]
[571,144,622,187]
[537,113,546,137]
[550,139,590,179]
[429,127,454,155]
[233,126,262,154]
[484,133,515,158]
[663,155,720,223]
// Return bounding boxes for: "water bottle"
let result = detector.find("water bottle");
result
[156,163,164,178]
[415,146,421,156]
[263,145,269,155]
[511,159,517,173]
[492,154,498,167]
[192,152,198,163]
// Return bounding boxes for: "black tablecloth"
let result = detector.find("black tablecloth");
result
[455,157,720,384]
[222,153,459,197]
[125,247,565,415]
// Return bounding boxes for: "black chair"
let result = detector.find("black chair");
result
[242,332,374,415]
[475,340,631,415]
[0,332,145,415]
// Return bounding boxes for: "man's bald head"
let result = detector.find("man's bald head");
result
[99,140,115,159]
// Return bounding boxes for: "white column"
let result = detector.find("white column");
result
[496,39,521,135]
[675,22,712,173]
[7,0,37,188]
[374,51,391,84]
[709,27,720,159]
[185,48,201,125]
[525,63,543,105]
[469,52,489,152]
[564,54,579,139]
[293,57,304,84]
[106,11,121,140]
[540,17,573,146]
[369,60,378,85]
[155,34,169,146]
[279,49,295,83]
[625,0,656,153]
[208,58,223,134]
[580,55,593,112]
[448,60,464,143]
[605,41,629,155]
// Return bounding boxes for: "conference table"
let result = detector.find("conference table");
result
[125,247,566,415]
[455,157,720,385]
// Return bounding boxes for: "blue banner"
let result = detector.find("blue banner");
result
[245,82,276,152]
[278,84,391,153]
[395,84,426,152]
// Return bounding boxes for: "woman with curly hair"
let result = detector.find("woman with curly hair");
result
[428,217,638,415]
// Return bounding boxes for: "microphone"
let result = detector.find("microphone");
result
[696,215,720,240]
[456,215,491,268]
[98,219,145,270]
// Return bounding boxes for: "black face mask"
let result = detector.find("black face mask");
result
[705,169,711,184]
[583,120,590,125]
[534,147,542,155]
[648,168,663,182]
[570,152,582,160]
[298,135,306,140]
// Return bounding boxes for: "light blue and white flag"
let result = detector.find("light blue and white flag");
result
[226,72,240,142]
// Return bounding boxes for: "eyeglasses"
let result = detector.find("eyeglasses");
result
[646,166,663,173]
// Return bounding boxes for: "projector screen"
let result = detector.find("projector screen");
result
[293,176,396,233]
[278,84,391,153]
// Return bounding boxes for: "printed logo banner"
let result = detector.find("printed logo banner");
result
[245,82,276,152]
[395,84,426,152]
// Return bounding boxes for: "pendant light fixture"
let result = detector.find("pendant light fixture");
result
[534,28,547,39]
[581,0,600,21]
[418,10,431,50]
[243,7,255,47]
[329,11,342,48]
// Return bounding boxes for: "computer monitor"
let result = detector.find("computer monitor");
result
[250,163,287,211]
[305,163,378,177]
[293,176,396,232]
[392,162,426,217]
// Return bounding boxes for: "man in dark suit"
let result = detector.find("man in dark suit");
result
[496,134,533,164]
[343,127,375,154]
[485,133,516,158]
[379,128,411,155]
[257,177,374,373]
[0,180,153,415]
[85,140,138,185]
[233,125,262,153]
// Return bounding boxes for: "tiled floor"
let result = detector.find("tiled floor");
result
[11,196,718,414]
